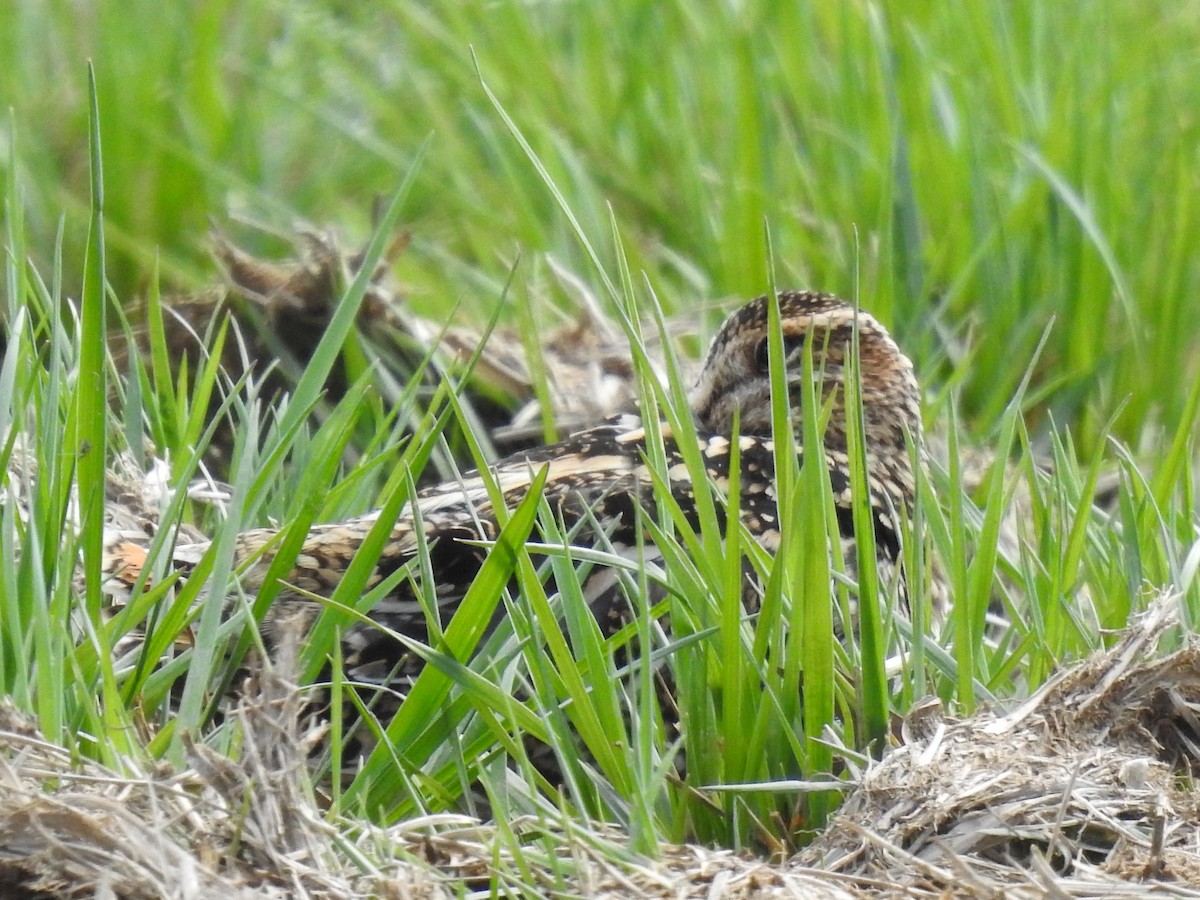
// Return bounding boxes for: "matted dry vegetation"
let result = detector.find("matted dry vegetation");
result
[2,595,1198,898]
[798,594,1200,896]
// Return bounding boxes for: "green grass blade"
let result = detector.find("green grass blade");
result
[345,464,551,814]
[843,309,888,751]
[74,63,108,621]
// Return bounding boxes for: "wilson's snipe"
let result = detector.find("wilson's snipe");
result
[106,291,930,742]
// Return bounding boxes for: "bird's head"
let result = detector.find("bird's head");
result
[689,291,922,481]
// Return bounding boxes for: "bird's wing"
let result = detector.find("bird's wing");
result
[104,420,792,607]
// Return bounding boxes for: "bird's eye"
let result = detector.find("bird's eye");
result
[754,334,807,373]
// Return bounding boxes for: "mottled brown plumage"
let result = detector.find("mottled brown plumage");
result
[106,291,931,730]
[689,291,921,525]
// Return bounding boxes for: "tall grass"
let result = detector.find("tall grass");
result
[2,0,1200,880]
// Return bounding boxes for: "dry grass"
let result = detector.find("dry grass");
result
[800,593,1200,897]
[3,595,1199,898]
[0,634,443,899]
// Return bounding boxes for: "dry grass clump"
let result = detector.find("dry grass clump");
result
[0,635,444,899]
[799,593,1200,897]
[0,664,844,898]
[5,595,1200,897]
[129,228,687,463]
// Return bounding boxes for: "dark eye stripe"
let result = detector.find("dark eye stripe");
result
[754,334,808,373]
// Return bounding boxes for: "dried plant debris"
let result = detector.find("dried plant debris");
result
[798,592,1200,897]
[0,634,839,900]
[118,227,411,403]
[118,226,689,463]
[4,594,1200,897]
[0,643,447,900]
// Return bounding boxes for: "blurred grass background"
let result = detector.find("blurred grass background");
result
[3,0,1198,453]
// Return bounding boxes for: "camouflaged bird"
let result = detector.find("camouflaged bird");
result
[105,290,929,715]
